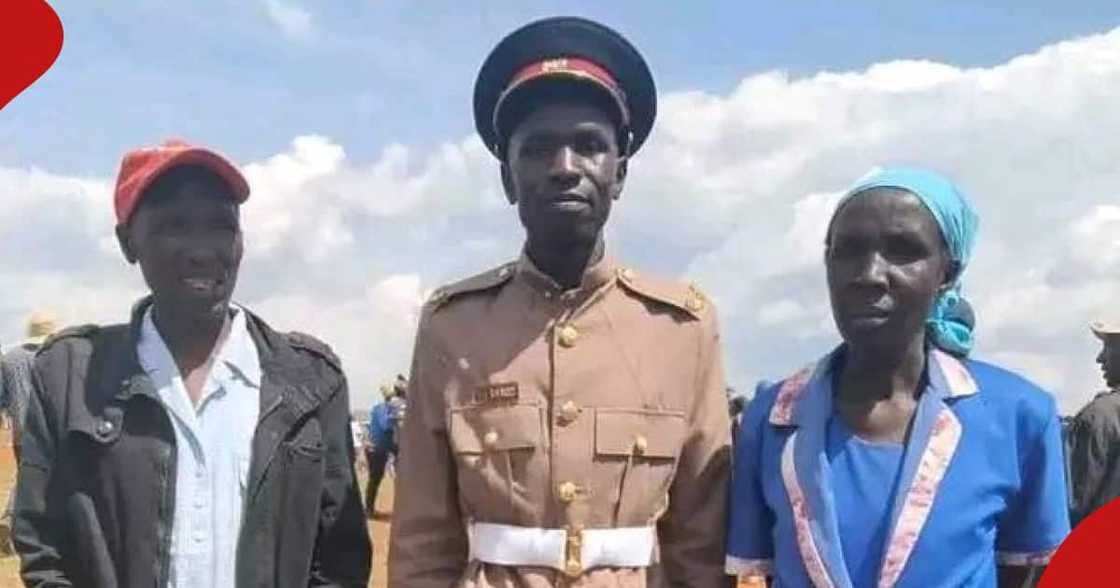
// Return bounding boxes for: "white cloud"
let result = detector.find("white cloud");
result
[261,0,315,41]
[4,27,1120,412]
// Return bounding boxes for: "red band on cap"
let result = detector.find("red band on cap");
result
[508,57,622,96]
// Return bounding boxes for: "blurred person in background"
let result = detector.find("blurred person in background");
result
[365,375,406,519]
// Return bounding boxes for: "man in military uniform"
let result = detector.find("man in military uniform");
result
[389,17,732,587]
[13,140,370,586]
[1067,319,1120,526]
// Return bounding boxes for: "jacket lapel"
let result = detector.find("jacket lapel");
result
[243,313,329,502]
[772,352,852,588]
[875,350,974,588]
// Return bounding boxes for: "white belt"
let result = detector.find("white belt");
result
[468,522,656,576]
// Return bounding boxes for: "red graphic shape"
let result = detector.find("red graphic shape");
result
[0,0,63,110]
[1038,498,1120,586]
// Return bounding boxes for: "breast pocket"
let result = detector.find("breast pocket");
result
[594,408,687,524]
[65,407,125,485]
[448,403,543,517]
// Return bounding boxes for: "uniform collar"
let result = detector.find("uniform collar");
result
[769,345,977,428]
[516,247,618,299]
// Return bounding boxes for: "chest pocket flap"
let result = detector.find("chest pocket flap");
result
[595,408,687,459]
[449,403,542,454]
[67,404,124,446]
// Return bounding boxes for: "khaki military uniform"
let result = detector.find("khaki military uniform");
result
[389,253,731,587]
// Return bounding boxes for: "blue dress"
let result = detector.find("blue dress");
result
[725,347,1070,588]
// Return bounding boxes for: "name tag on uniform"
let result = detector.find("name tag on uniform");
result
[477,382,519,404]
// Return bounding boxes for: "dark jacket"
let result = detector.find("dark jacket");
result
[13,298,371,587]
[1066,389,1120,527]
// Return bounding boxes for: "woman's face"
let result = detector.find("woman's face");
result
[826,188,952,354]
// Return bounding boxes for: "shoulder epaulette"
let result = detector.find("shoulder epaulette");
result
[616,267,707,320]
[39,324,100,349]
[426,261,517,312]
[285,331,342,372]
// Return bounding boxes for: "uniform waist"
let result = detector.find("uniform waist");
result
[467,522,656,576]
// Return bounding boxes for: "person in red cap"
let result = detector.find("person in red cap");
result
[390,17,731,587]
[12,140,370,587]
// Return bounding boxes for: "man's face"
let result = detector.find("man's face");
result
[1097,337,1120,387]
[117,177,243,320]
[503,102,626,248]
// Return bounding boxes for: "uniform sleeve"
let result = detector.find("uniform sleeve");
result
[387,315,468,587]
[657,310,733,587]
[1066,408,1117,526]
[996,399,1071,566]
[725,384,776,578]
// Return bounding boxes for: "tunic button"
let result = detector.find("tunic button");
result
[97,419,114,435]
[558,324,580,348]
[633,435,648,455]
[483,430,499,448]
[565,558,582,576]
[558,400,580,425]
[557,481,578,503]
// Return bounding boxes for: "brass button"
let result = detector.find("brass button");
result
[633,435,648,455]
[557,324,580,348]
[557,481,578,503]
[558,400,580,425]
[565,558,582,576]
[483,430,499,448]
[619,267,635,281]
[685,296,704,312]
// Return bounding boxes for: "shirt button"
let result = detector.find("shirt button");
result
[557,401,580,426]
[483,430,499,449]
[557,324,580,348]
[557,481,579,503]
[633,435,649,455]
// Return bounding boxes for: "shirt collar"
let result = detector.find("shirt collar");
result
[769,345,978,427]
[138,303,262,390]
[515,247,618,299]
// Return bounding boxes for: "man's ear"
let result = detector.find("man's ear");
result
[611,157,628,200]
[115,224,138,264]
[500,162,517,205]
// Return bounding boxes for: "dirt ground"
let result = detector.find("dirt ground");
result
[0,430,393,588]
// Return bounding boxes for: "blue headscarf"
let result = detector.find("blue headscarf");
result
[833,166,980,356]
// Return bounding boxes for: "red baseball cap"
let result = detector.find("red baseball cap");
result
[113,138,250,226]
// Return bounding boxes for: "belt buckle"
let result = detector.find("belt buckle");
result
[564,525,583,577]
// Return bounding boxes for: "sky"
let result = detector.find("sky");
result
[2,1,1119,411]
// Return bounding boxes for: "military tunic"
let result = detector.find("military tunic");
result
[389,253,731,587]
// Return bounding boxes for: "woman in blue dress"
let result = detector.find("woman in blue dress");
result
[725,167,1069,587]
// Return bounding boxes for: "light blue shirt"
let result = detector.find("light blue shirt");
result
[137,306,261,588]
